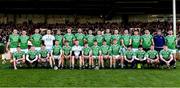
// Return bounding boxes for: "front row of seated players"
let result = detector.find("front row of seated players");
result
[12,39,176,70]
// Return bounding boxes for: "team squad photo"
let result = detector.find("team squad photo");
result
[3,28,177,70]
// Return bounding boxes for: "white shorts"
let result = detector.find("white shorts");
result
[169,49,177,54]
[35,47,41,51]
[132,48,138,52]
[10,48,17,53]
[53,55,60,60]
[113,55,120,59]
[21,49,28,53]
[92,56,99,59]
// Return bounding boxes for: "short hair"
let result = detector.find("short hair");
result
[138,45,143,48]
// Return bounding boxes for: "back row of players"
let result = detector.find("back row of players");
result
[7,28,177,70]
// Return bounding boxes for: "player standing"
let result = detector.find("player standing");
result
[31,29,42,51]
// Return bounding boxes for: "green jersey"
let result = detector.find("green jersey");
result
[131,35,141,48]
[63,46,72,56]
[165,35,176,49]
[27,50,38,60]
[121,34,131,47]
[83,47,91,56]
[135,50,146,59]
[64,33,75,46]
[146,50,158,59]
[85,35,95,47]
[110,44,122,55]
[9,34,19,48]
[91,45,100,56]
[101,45,110,55]
[55,35,63,46]
[112,34,121,45]
[160,50,172,60]
[95,35,104,46]
[103,33,112,45]
[75,33,85,46]
[31,34,42,47]
[39,49,49,58]
[13,51,25,60]
[19,35,29,49]
[141,34,153,48]
[124,50,135,60]
[52,45,62,55]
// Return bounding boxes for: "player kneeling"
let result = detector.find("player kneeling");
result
[111,39,124,68]
[62,41,72,69]
[134,45,147,68]
[160,45,175,69]
[71,40,83,69]
[82,43,92,68]
[26,46,39,68]
[12,47,25,70]
[38,45,51,68]
[146,45,159,68]
[100,41,112,68]
[51,41,62,70]
[123,45,136,69]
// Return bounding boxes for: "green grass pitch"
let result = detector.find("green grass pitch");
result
[0,61,180,87]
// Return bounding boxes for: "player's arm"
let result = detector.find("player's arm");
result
[129,38,132,46]
[26,54,32,62]
[167,53,173,63]
[32,55,38,62]
[121,39,125,48]
[160,54,167,63]
[151,38,154,46]
[39,53,41,59]
[60,49,63,57]
[140,36,143,45]
[19,54,25,61]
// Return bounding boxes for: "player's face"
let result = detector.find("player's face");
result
[106,29,110,33]
[75,41,79,46]
[55,41,59,45]
[22,31,26,35]
[97,31,101,35]
[65,42,69,46]
[139,47,143,50]
[17,47,21,52]
[145,30,149,34]
[113,40,117,44]
[103,42,106,45]
[124,30,128,34]
[35,29,39,33]
[134,31,138,35]
[89,30,92,34]
[114,30,118,34]
[168,31,173,35]
[47,30,51,34]
[127,47,131,51]
[84,44,88,47]
[57,30,61,35]
[150,46,154,50]
[78,29,82,33]
[13,30,18,34]
[157,31,161,35]
[31,47,35,51]
[94,42,97,46]
[163,46,168,50]
[41,46,45,50]
[67,29,71,33]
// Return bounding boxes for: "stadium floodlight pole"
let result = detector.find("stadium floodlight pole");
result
[173,0,176,37]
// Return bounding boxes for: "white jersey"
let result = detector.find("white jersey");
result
[72,45,83,56]
[42,34,55,49]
